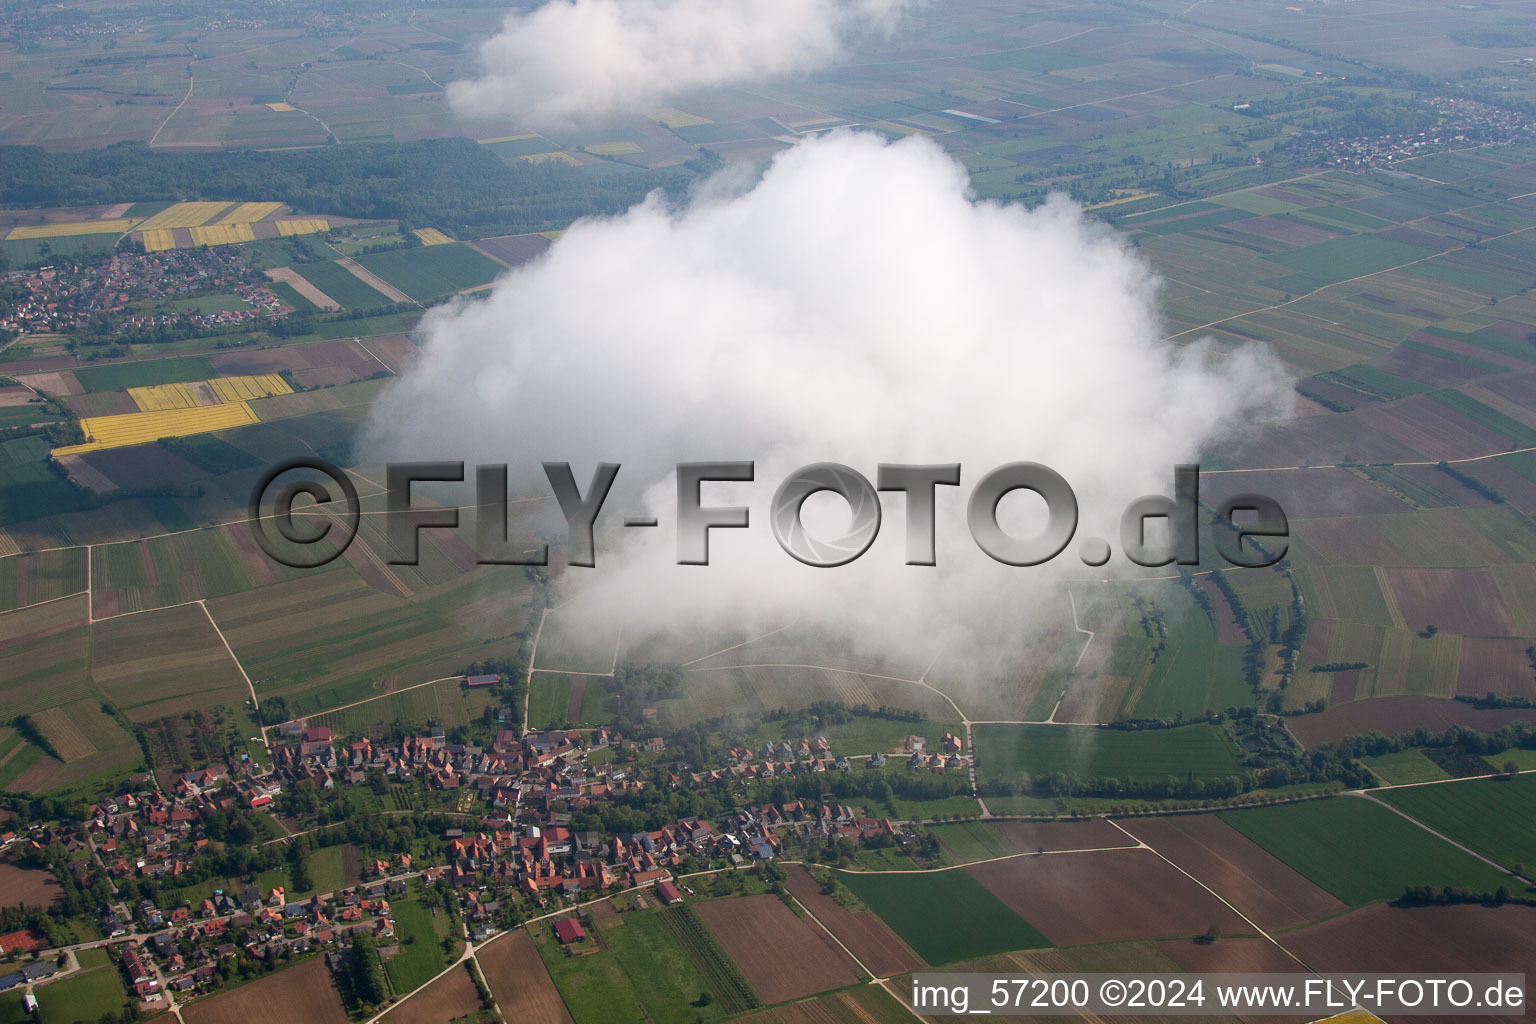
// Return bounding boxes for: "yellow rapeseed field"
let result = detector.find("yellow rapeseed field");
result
[412,228,453,246]
[136,202,236,232]
[7,219,135,239]
[265,102,297,112]
[216,201,283,224]
[140,229,177,252]
[276,218,329,236]
[53,402,260,456]
[128,382,203,412]
[207,373,291,403]
[129,375,291,411]
[188,223,257,247]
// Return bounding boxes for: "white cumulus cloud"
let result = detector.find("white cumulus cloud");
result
[448,0,916,127]
[362,131,1292,672]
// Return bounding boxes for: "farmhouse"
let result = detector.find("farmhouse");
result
[655,879,683,905]
[552,918,586,944]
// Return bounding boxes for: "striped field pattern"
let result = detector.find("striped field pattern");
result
[216,201,284,224]
[53,402,260,455]
[276,218,329,236]
[129,374,291,411]
[207,373,291,403]
[128,382,209,412]
[136,202,235,231]
[189,223,257,246]
[140,229,177,252]
[7,219,135,239]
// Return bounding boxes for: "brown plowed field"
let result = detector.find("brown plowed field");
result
[474,233,552,267]
[1118,816,1344,929]
[1158,936,1301,973]
[1285,697,1536,747]
[0,863,61,905]
[784,865,924,975]
[383,963,482,1024]
[182,957,348,1024]
[1283,904,1536,1024]
[477,928,573,1024]
[1158,939,1311,1024]
[1456,637,1536,699]
[694,894,861,1003]
[1380,568,1516,638]
[965,849,1250,946]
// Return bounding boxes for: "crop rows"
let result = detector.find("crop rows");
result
[658,904,759,1013]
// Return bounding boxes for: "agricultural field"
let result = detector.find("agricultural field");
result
[31,698,134,763]
[476,928,573,1024]
[692,894,861,1004]
[0,594,91,722]
[1360,748,1451,785]
[0,862,62,906]
[353,244,504,301]
[1117,814,1346,929]
[1377,773,1536,874]
[529,907,730,1024]
[1283,902,1536,1013]
[836,867,1049,965]
[207,565,520,717]
[0,546,87,614]
[527,672,578,730]
[1220,796,1516,905]
[383,900,450,994]
[89,602,252,721]
[782,865,923,976]
[182,957,349,1024]
[973,723,1244,790]
[1286,698,1536,748]
[0,434,90,526]
[292,260,392,309]
[965,848,1253,946]
[382,963,485,1024]
[304,678,499,737]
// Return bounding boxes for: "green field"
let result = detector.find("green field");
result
[1361,748,1450,786]
[928,821,1018,863]
[354,243,503,301]
[383,899,449,993]
[72,355,218,392]
[527,672,575,729]
[1263,235,1435,287]
[974,723,1245,789]
[1427,391,1536,448]
[0,434,88,524]
[1378,773,1536,875]
[532,908,734,1024]
[1220,795,1516,905]
[293,259,392,308]
[1125,585,1254,720]
[838,867,1050,964]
